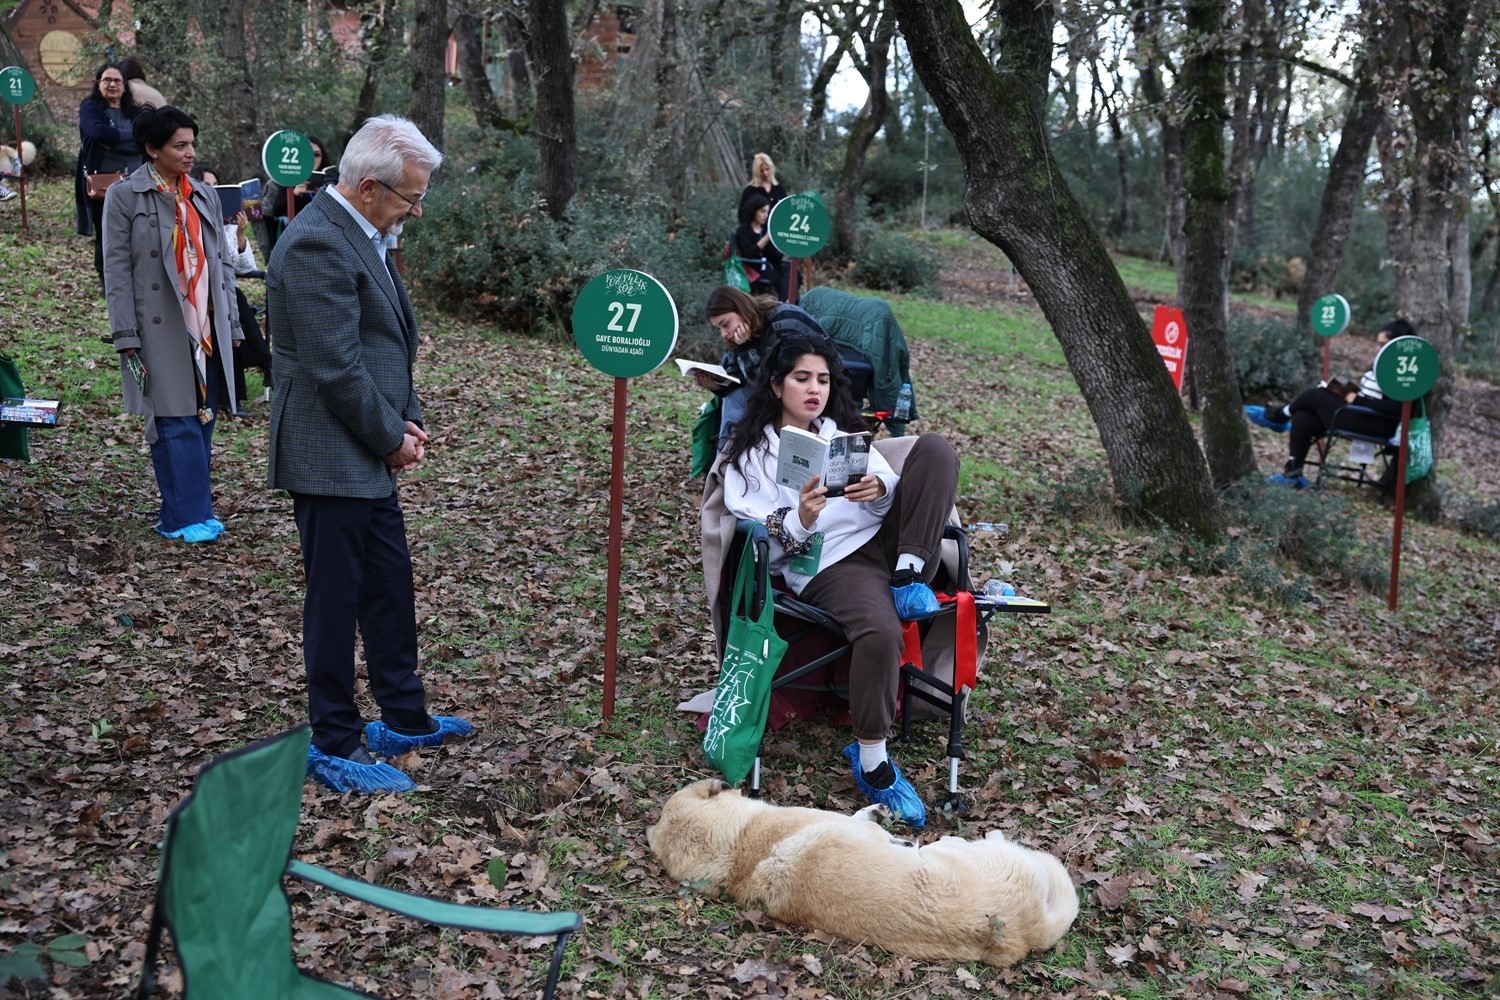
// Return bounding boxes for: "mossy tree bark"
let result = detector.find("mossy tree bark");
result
[1180,0,1257,486]
[410,0,449,152]
[892,0,1220,540]
[829,6,896,261]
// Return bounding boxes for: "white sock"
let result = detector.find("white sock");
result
[858,740,888,773]
[895,554,925,575]
[1280,405,1291,419]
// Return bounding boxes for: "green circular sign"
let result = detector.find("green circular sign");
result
[572,270,679,378]
[768,193,831,257]
[1309,293,1351,337]
[261,130,314,186]
[0,66,36,105]
[1373,335,1439,402]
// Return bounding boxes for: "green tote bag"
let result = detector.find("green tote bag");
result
[702,534,788,785]
[0,353,29,462]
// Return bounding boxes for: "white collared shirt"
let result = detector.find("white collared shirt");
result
[324,185,385,264]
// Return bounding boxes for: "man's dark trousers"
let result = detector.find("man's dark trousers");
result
[293,490,429,758]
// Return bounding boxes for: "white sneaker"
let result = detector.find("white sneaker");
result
[0,187,17,202]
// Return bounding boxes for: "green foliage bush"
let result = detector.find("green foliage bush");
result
[1152,479,1387,603]
[13,119,74,179]
[405,121,725,356]
[851,232,941,294]
[1460,497,1500,539]
[1226,312,1316,401]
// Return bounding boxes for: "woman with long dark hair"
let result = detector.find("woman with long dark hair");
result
[698,285,829,436]
[76,63,144,285]
[719,335,960,828]
[103,106,243,542]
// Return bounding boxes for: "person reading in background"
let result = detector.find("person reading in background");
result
[1246,319,1409,488]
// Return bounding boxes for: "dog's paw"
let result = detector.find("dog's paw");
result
[854,802,891,823]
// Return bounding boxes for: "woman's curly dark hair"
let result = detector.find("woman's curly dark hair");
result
[722,334,862,487]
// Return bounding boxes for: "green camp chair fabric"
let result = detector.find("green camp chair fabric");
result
[138,726,582,999]
[798,287,914,420]
[0,353,30,462]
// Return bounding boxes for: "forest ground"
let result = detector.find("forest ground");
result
[2,181,1498,999]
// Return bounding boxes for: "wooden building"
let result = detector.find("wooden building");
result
[1,0,99,116]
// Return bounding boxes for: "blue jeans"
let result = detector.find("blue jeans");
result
[149,366,219,533]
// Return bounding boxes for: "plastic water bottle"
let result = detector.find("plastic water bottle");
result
[970,521,1010,537]
[893,383,913,421]
[983,579,1016,599]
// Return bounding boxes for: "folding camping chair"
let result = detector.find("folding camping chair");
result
[136,726,581,1000]
[700,437,1049,813]
[1310,403,1401,489]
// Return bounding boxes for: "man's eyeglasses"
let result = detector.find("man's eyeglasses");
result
[375,178,427,213]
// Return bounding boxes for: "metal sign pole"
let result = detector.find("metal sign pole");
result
[1387,400,1412,611]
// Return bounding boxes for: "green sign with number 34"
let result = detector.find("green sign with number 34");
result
[1373,335,1439,402]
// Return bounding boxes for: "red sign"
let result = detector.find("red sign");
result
[1151,306,1189,391]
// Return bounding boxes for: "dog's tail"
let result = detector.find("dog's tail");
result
[1031,852,1080,948]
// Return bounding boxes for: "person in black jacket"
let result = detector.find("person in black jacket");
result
[1247,319,1410,488]
[76,63,145,286]
[733,193,787,301]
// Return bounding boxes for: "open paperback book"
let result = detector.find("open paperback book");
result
[775,425,870,497]
[675,358,740,385]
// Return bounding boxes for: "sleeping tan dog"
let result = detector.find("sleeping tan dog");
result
[647,778,1079,967]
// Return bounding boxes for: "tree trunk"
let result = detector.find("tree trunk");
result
[217,0,258,182]
[454,6,516,134]
[1388,0,1491,520]
[1296,0,1399,361]
[501,5,533,119]
[892,0,1220,540]
[410,0,449,151]
[530,0,577,220]
[651,0,687,208]
[1181,0,1257,486]
[352,2,400,142]
[830,8,896,260]
[1131,0,1186,271]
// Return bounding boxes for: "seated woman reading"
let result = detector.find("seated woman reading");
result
[1245,319,1409,488]
[719,334,960,828]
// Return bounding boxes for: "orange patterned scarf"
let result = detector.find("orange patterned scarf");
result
[149,165,213,422]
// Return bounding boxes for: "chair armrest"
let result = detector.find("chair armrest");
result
[942,524,969,592]
[287,860,582,937]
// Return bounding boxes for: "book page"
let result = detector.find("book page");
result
[674,358,740,384]
[775,426,827,490]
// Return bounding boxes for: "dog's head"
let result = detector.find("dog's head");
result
[647,778,759,886]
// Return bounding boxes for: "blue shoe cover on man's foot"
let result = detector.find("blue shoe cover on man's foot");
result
[306,744,415,794]
[842,742,926,828]
[1266,471,1311,489]
[1245,405,1290,432]
[205,518,225,535]
[365,715,474,757]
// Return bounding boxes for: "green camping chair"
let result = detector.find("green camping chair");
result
[136,726,581,999]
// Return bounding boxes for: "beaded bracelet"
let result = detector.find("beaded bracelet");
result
[765,506,815,556]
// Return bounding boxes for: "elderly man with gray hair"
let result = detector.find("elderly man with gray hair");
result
[267,115,473,794]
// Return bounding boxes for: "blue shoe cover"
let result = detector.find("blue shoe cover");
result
[890,579,941,620]
[1266,472,1311,489]
[156,521,219,543]
[205,518,225,535]
[365,715,474,757]
[306,744,415,794]
[843,743,926,828]
[1245,405,1290,432]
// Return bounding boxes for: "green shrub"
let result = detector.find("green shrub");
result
[12,119,74,179]
[1150,479,1387,603]
[852,233,940,294]
[1039,461,1117,524]
[405,123,727,351]
[1461,498,1500,539]
[1226,311,1316,401]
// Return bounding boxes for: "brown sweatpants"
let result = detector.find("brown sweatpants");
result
[798,433,959,740]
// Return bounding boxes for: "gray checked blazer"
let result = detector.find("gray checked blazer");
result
[265,192,422,498]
